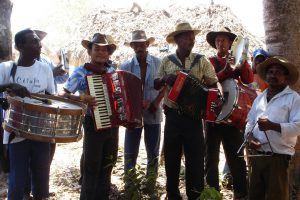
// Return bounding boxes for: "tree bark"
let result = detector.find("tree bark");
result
[263,0,300,199]
[0,0,13,62]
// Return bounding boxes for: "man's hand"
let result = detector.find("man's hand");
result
[6,83,30,98]
[247,132,262,150]
[257,117,281,132]
[148,101,158,114]
[53,64,67,77]
[162,74,177,87]
[82,95,97,108]
[143,100,150,110]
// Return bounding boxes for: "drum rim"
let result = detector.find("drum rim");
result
[4,124,83,143]
[216,78,239,122]
[7,94,86,115]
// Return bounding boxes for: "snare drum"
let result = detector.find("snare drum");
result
[216,78,257,130]
[4,94,86,143]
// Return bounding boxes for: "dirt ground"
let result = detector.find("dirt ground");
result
[0,125,235,200]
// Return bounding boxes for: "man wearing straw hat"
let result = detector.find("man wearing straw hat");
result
[154,21,218,199]
[245,56,300,200]
[205,27,252,200]
[58,33,118,200]
[121,30,163,197]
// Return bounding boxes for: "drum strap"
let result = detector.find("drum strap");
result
[212,56,225,73]
[10,62,18,83]
[167,54,203,73]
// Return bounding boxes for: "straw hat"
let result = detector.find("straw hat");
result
[125,30,155,46]
[81,33,117,55]
[33,30,47,41]
[206,27,237,49]
[166,22,200,44]
[257,56,299,85]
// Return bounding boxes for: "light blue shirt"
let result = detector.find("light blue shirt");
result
[39,56,69,93]
[64,64,115,95]
[121,54,162,124]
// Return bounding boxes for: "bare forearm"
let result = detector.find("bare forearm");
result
[58,88,82,102]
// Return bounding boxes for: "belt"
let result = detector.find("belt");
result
[163,105,184,115]
[251,150,291,160]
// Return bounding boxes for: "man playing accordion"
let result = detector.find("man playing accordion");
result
[154,21,218,200]
[58,33,118,200]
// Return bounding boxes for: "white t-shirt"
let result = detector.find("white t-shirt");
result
[0,60,55,143]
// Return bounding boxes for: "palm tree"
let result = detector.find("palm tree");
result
[0,0,13,62]
[263,0,300,199]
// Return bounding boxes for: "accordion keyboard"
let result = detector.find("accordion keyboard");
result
[86,75,112,129]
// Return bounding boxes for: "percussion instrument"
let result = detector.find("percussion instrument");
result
[215,34,255,130]
[4,94,86,143]
[230,35,249,68]
[60,48,69,71]
[86,70,143,130]
[216,78,257,130]
[168,71,222,121]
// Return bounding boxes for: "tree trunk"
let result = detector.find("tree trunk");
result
[263,0,300,199]
[0,0,13,62]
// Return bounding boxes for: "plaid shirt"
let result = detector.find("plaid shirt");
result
[156,53,218,109]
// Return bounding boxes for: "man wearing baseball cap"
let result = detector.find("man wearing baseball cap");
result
[250,48,269,91]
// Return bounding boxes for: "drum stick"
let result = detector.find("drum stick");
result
[31,95,52,104]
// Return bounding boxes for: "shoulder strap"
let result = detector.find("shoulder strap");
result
[10,62,17,83]
[168,54,203,71]
[190,54,203,69]
[167,54,183,68]
[212,56,224,73]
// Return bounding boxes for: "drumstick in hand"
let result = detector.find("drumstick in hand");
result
[31,95,52,104]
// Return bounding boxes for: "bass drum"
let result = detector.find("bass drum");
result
[4,94,86,143]
[216,78,257,130]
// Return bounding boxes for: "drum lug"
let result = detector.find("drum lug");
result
[52,107,60,138]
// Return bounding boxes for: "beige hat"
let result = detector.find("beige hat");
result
[125,30,155,46]
[166,22,200,44]
[33,30,47,41]
[81,33,117,55]
[206,27,237,49]
[257,56,299,85]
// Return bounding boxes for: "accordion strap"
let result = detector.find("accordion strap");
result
[167,54,203,73]
[10,62,18,83]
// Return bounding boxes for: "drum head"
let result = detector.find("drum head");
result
[216,79,239,121]
[7,94,86,115]
[17,96,82,110]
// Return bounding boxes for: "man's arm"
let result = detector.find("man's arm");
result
[234,61,254,84]
[58,88,97,107]
[148,86,166,113]
[154,75,177,90]
[0,83,30,98]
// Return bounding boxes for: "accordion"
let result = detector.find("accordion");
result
[168,71,221,121]
[86,70,143,130]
